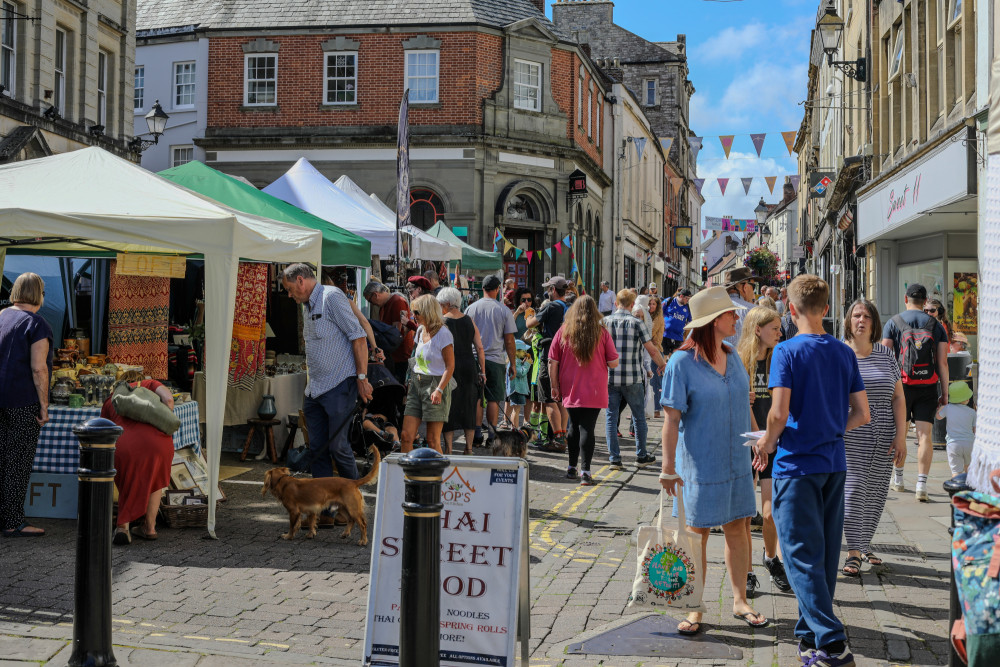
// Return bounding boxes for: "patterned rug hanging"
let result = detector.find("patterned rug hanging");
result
[229,262,268,391]
[107,260,170,379]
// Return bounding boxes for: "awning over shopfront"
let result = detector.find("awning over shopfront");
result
[158,161,371,267]
[426,221,502,272]
[0,147,323,537]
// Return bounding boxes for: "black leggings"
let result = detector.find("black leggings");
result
[566,407,600,471]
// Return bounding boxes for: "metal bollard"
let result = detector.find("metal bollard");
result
[943,472,972,667]
[398,447,449,667]
[69,418,123,667]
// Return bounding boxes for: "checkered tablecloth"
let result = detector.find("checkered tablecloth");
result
[32,401,203,474]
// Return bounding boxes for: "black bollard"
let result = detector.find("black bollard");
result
[69,418,123,667]
[943,472,972,667]
[398,447,449,667]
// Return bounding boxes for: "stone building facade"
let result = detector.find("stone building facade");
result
[137,0,612,293]
[0,0,136,162]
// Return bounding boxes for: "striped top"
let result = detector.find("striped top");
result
[844,343,900,448]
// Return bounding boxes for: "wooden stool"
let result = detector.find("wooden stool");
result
[280,414,300,461]
[240,418,281,463]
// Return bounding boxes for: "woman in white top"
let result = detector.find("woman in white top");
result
[401,294,455,453]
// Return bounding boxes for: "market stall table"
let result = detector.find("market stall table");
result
[32,401,202,474]
[192,372,306,449]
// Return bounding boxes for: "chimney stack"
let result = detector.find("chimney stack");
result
[530,0,545,12]
[783,182,796,204]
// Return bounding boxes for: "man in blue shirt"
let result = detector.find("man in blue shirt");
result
[757,274,869,667]
[661,288,692,355]
[598,281,615,316]
[282,264,373,510]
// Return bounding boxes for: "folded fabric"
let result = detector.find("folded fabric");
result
[112,383,180,435]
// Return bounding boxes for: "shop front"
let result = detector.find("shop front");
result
[858,127,979,356]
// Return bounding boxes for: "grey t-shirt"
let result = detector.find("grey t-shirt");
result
[465,296,517,364]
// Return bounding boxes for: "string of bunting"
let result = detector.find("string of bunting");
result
[493,229,575,263]
[691,175,800,196]
[675,131,798,159]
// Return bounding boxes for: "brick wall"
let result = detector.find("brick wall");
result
[550,51,602,166]
[206,32,503,129]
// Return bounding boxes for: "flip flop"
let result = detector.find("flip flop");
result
[130,525,158,541]
[732,611,769,628]
[1,522,45,538]
[677,620,702,636]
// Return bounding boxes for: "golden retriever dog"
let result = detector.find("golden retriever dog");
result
[262,446,380,544]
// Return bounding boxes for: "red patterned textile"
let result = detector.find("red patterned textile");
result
[229,262,268,390]
[107,260,170,378]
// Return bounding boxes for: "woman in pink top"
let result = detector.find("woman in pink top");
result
[548,296,619,485]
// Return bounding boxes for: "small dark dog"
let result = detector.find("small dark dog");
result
[488,424,530,458]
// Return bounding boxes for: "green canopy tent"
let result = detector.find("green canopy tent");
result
[425,221,501,272]
[159,161,371,267]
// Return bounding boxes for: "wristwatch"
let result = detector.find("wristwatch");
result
[357,374,367,381]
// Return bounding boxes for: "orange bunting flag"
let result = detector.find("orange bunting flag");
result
[671,176,683,195]
[781,131,797,156]
[765,176,778,194]
[719,135,735,159]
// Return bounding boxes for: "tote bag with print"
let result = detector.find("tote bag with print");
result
[627,489,705,612]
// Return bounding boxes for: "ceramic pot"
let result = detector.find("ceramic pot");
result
[76,338,90,357]
[56,349,78,366]
[257,394,277,420]
[63,339,78,350]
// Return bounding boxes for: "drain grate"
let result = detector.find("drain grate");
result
[870,543,922,556]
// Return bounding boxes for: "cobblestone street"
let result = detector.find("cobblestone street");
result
[0,422,953,666]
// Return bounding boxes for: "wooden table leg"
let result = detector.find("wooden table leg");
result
[280,423,298,461]
[240,424,257,462]
[266,424,278,464]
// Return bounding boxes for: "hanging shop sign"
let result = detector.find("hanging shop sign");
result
[673,226,692,248]
[568,170,587,197]
[857,131,974,244]
[364,456,529,667]
[703,216,758,233]
[115,253,187,279]
[809,172,836,199]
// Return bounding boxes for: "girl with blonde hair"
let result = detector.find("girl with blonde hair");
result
[736,306,790,594]
[401,294,454,453]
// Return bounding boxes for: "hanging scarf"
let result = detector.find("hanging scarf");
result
[228,262,268,390]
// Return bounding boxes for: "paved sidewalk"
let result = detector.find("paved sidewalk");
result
[1,415,953,666]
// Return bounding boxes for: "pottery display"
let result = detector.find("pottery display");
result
[55,349,79,367]
[86,355,105,366]
[63,339,78,350]
[257,394,277,420]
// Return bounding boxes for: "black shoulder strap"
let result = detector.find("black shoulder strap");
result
[891,313,910,332]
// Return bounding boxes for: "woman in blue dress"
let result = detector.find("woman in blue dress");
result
[659,286,768,635]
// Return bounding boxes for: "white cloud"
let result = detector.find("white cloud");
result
[691,60,808,132]
[693,23,768,63]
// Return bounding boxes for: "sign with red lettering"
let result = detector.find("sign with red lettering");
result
[364,457,529,666]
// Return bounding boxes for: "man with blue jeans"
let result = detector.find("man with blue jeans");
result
[281,264,374,525]
[603,289,665,468]
[757,274,869,666]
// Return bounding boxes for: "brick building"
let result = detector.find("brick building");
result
[137,0,613,292]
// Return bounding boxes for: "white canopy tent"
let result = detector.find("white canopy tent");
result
[0,147,323,536]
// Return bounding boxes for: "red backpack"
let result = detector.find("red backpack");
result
[892,314,939,385]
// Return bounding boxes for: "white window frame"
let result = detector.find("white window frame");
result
[134,65,144,111]
[405,50,439,104]
[243,53,277,106]
[587,81,593,137]
[888,28,904,80]
[324,51,357,105]
[512,58,541,111]
[644,79,657,106]
[54,28,66,113]
[173,61,196,108]
[97,50,108,126]
[949,0,961,26]
[1,1,15,95]
[595,93,601,147]
[171,145,194,167]
[577,66,583,126]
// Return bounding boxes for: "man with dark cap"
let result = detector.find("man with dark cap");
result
[881,283,950,501]
[724,267,757,347]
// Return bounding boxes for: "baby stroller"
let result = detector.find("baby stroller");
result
[349,362,406,476]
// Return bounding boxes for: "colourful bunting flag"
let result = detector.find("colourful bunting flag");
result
[717,178,729,196]
[555,242,563,254]
[671,176,683,195]
[514,247,523,259]
[688,136,703,158]
[719,135,735,159]
[741,177,754,195]
[545,248,552,259]
[750,133,766,157]
[659,138,673,155]
[789,175,801,192]
[504,240,514,255]
[781,130,797,156]
[693,178,705,194]
[765,176,778,194]
[634,137,647,160]
[526,251,533,263]
[563,235,573,248]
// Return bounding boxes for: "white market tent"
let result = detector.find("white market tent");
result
[0,147,323,536]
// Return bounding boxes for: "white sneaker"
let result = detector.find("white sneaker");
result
[890,480,906,492]
[915,484,929,502]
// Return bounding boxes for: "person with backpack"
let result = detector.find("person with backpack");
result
[881,283,950,502]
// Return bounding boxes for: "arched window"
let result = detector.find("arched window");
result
[504,194,541,221]
[409,188,445,230]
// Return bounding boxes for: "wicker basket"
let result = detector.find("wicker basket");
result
[159,492,224,528]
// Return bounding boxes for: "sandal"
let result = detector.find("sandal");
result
[863,552,884,566]
[732,611,769,627]
[842,555,862,576]
[130,525,158,541]
[677,620,702,636]
[113,528,131,546]
[1,522,45,538]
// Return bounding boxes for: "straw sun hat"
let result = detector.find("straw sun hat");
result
[684,286,747,330]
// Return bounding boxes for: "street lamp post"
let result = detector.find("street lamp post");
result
[817,5,867,82]
[754,198,771,249]
[128,100,169,153]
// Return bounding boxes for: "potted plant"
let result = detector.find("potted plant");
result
[745,247,780,279]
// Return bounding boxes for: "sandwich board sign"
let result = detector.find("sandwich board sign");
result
[363,455,530,666]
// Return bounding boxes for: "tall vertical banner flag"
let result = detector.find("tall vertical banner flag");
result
[719,135,735,159]
[741,177,754,195]
[750,133,766,157]
[765,176,778,194]
[396,89,411,261]
[634,137,647,161]
[660,138,673,155]
[688,137,703,160]
[717,178,729,196]
[781,130,797,156]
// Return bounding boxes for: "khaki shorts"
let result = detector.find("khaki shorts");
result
[405,373,452,423]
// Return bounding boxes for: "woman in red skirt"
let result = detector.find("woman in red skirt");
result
[101,370,175,545]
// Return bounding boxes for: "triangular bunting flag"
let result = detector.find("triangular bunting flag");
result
[750,133,766,157]
[634,137,647,160]
[526,251,533,263]
[781,130,797,156]
[688,136,703,158]
[514,247,523,259]
[789,175,801,192]
[659,138,673,155]
[719,135,735,159]
[717,178,729,196]
[545,248,552,259]
[563,235,573,248]
[741,177,754,195]
[671,176,683,196]
[693,178,705,194]
[555,242,563,254]
[504,240,515,255]
[765,176,778,194]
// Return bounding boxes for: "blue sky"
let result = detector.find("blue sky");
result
[549,0,816,226]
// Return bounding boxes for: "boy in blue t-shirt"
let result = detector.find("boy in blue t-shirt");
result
[755,275,869,667]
